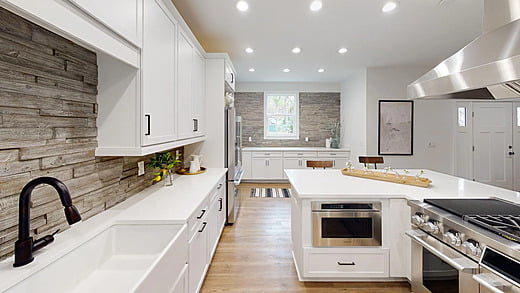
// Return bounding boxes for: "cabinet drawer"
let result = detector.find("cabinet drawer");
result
[188,198,209,239]
[317,152,349,158]
[304,248,389,278]
[210,177,225,203]
[284,152,317,158]
[252,152,283,158]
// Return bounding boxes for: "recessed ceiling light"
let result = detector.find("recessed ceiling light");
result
[318,68,325,73]
[292,47,302,54]
[382,1,398,13]
[338,48,348,54]
[236,1,249,12]
[248,68,255,72]
[283,68,291,73]
[310,0,322,11]
[245,47,254,54]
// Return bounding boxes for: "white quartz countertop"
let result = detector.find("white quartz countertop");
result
[242,146,350,152]
[285,169,520,203]
[0,168,227,292]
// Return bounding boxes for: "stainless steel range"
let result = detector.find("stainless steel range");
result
[408,198,520,293]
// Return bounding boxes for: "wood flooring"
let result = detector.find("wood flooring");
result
[200,183,411,293]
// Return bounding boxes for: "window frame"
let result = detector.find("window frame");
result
[263,91,299,140]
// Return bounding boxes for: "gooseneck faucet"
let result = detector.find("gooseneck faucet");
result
[13,177,82,267]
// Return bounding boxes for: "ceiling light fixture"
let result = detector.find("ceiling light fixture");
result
[292,47,302,54]
[338,48,348,54]
[310,0,322,11]
[283,68,291,73]
[382,1,398,13]
[245,47,254,53]
[249,68,255,72]
[318,68,325,73]
[236,1,249,12]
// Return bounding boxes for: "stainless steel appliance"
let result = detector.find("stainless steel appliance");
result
[408,198,520,293]
[312,202,382,247]
[225,106,243,224]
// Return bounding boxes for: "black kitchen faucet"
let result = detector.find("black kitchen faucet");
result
[13,177,82,267]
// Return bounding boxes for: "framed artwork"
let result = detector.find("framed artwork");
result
[378,100,414,155]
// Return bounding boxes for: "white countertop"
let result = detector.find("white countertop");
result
[0,168,227,292]
[243,146,350,152]
[285,169,520,203]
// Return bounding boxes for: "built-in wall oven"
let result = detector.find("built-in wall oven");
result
[312,202,381,247]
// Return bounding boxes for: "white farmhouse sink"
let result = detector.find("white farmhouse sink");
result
[5,223,187,293]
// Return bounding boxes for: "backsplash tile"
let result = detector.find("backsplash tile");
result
[235,92,340,147]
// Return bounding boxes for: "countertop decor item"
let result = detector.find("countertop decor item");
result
[176,167,206,175]
[149,151,182,186]
[341,168,432,188]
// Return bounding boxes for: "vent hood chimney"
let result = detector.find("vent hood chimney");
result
[407,0,520,100]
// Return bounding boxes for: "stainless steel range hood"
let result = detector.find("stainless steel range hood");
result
[408,0,520,100]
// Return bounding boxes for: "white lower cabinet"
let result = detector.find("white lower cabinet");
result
[317,152,349,169]
[303,247,390,278]
[251,154,284,179]
[170,265,188,293]
[242,151,252,180]
[188,217,208,293]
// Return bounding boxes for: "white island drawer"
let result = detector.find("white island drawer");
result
[303,247,389,278]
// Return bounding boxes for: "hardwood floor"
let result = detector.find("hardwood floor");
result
[200,183,411,292]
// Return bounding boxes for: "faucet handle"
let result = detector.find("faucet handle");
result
[32,230,58,252]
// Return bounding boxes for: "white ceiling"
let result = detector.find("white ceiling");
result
[171,0,483,83]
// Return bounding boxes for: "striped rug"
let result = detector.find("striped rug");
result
[250,188,291,198]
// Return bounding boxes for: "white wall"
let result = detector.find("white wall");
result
[340,70,367,163]
[365,66,455,174]
[236,82,341,92]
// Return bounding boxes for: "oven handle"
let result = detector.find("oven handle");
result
[473,274,511,293]
[405,229,478,273]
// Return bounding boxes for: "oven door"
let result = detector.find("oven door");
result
[406,229,479,293]
[312,211,381,247]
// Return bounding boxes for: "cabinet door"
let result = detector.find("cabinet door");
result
[191,49,205,136]
[242,151,252,179]
[177,29,194,139]
[188,221,208,293]
[207,199,219,259]
[266,158,284,179]
[283,158,302,179]
[331,158,347,169]
[251,158,268,179]
[142,0,177,146]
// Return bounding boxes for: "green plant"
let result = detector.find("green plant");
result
[149,151,182,182]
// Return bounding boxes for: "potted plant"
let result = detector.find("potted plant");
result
[149,151,182,186]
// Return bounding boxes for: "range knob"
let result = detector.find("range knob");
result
[411,213,426,227]
[462,240,482,256]
[423,221,440,234]
[444,231,462,246]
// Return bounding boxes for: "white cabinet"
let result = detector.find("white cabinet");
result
[142,0,177,146]
[224,61,236,91]
[251,152,284,179]
[317,151,350,169]
[188,219,208,293]
[208,182,225,260]
[191,50,205,137]
[283,152,318,178]
[242,151,252,180]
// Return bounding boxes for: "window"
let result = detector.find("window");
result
[458,106,466,127]
[517,107,520,126]
[264,92,299,139]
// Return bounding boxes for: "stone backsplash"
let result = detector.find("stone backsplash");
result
[235,92,341,147]
[0,7,182,260]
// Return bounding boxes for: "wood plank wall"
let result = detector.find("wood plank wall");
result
[0,7,182,260]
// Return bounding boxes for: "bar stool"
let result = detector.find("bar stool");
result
[358,156,384,169]
[306,160,333,169]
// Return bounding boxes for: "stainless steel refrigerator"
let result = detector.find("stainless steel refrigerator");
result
[225,107,243,224]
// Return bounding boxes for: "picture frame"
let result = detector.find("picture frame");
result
[378,100,414,156]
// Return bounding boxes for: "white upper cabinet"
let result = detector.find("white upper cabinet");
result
[142,0,177,146]
[224,62,236,91]
[177,29,194,139]
[68,0,142,46]
[192,49,205,136]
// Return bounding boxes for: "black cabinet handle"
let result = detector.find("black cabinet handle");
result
[218,198,223,211]
[193,118,198,132]
[198,222,207,233]
[145,114,151,136]
[231,72,234,83]
[337,261,356,266]
[196,209,206,219]
[509,151,515,155]
[217,183,223,189]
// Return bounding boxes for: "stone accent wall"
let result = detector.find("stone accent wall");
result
[235,92,341,147]
[0,7,182,260]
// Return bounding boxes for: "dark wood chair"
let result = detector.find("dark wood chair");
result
[306,160,333,169]
[358,156,384,169]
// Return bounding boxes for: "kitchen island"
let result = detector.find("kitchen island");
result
[285,169,520,282]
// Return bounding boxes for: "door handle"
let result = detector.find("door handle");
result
[337,261,355,266]
[218,198,223,211]
[144,114,151,136]
[231,72,234,83]
[193,118,198,132]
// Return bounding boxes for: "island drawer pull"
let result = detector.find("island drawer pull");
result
[198,222,207,233]
[217,183,223,189]
[218,198,223,211]
[337,261,356,266]
[196,209,206,219]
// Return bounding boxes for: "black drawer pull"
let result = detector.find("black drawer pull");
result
[196,209,206,219]
[198,222,207,233]
[217,183,223,189]
[218,198,223,211]
[145,114,151,136]
[337,261,356,266]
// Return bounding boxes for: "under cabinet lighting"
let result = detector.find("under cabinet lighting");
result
[236,1,249,12]
[310,0,322,11]
[382,1,398,13]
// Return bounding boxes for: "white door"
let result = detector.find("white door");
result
[473,102,513,189]
[142,0,177,146]
[514,102,520,191]
[454,102,473,180]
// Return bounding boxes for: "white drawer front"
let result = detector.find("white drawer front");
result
[210,177,225,203]
[304,248,389,278]
[284,152,318,158]
[252,152,283,158]
[188,198,209,239]
[317,152,349,158]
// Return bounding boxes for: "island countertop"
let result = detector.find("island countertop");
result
[285,169,520,203]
